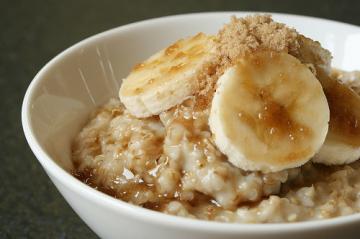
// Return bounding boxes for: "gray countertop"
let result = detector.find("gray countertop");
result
[1,0,360,238]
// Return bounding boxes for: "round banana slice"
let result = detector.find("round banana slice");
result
[209,51,329,172]
[313,69,360,165]
[119,33,215,118]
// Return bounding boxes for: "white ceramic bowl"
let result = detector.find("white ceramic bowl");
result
[22,12,360,239]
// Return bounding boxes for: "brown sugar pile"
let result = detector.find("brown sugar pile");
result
[216,15,300,67]
[196,15,300,107]
[216,14,332,71]
[195,14,332,107]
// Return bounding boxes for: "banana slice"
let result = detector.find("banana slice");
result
[209,51,329,172]
[119,33,215,118]
[293,35,332,74]
[313,68,360,165]
[332,69,360,95]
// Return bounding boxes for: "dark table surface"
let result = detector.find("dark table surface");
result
[1,0,360,238]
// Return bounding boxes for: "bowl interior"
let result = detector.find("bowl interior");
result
[25,12,360,175]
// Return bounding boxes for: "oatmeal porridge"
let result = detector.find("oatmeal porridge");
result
[72,15,360,223]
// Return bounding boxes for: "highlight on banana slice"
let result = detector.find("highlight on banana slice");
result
[72,15,360,223]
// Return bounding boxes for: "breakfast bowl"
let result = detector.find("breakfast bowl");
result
[22,12,360,239]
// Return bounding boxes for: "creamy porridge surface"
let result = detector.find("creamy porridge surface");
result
[72,15,360,223]
[72,98,360,223]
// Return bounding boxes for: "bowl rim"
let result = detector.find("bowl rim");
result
[22,11,360,234]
